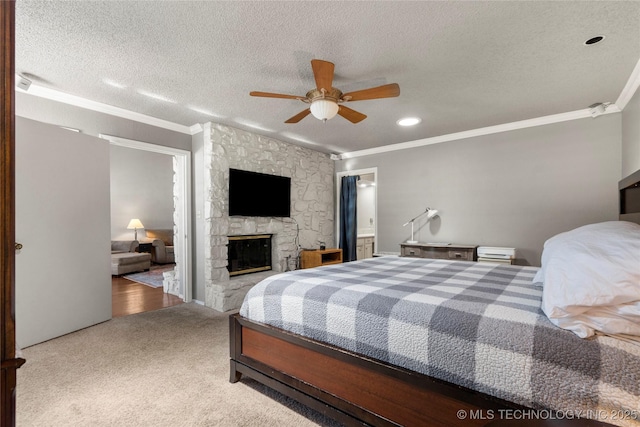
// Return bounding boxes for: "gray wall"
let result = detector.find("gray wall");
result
[336,115,621,266]
[110,145,174,240]
[622,86,640,178]
[17,88,636,299]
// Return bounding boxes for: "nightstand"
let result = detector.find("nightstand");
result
[137,242,153,254]
[300,249,343,269]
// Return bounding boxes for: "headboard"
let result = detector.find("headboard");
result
[620,168,640,225]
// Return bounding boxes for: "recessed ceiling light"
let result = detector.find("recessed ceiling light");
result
[397,117,421,127]
[584,35,605,46]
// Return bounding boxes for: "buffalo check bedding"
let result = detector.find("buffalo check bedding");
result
[240,257,640,426]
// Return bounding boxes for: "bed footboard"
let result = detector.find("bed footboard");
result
[229,313,525,427]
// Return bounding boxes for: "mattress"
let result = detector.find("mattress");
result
[240,257,640,426]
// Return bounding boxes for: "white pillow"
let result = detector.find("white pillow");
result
[537,221,640,338]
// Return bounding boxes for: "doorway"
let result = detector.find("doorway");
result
[100,134,192,305]
[336,167,378,259]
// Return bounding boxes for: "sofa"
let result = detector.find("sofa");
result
[145,229,175,264]
[111,240,139,254]
[110,240,151,275]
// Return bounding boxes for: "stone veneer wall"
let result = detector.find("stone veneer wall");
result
[203,123,335,311]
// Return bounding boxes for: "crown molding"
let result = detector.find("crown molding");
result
[189,123,204,134]
[615,57,640,110]
[337,55,638,160]
[337,108,619,160]
[99,133,191,156]
[20,84,198,135]
[19,55,638,156]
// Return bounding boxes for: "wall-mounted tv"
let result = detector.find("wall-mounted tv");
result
[228,168,291,217]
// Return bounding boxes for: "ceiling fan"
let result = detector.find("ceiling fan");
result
[250,59,400,124]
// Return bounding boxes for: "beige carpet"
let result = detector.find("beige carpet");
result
[16,303,342,427]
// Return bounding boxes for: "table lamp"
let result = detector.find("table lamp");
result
[403,208,438,244]
[127,218,144,241]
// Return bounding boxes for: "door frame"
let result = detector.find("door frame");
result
[335,167,378,256]
[1,2,25,426]
[100,134,192,302]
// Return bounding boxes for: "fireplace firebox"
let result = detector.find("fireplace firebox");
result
[227,234,272,276]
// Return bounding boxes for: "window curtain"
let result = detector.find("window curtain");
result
[339,175,359,262]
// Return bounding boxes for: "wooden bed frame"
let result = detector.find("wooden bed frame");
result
[230,313,529,427]
[229,171,640,427]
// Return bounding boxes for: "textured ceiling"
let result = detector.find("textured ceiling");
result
[15,1,640,154]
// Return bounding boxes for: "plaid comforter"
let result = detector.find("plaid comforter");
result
[240,257,640,426]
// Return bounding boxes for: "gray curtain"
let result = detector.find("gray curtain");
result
[339,175,359,262]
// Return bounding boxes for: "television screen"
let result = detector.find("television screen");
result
[228,168,291,217]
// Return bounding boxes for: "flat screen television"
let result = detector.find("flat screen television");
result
[228,168,291,217]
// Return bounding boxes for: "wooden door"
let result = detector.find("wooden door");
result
[15,118,112,348]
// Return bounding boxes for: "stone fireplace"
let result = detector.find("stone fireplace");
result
[227,234,272,276]
[202,123,335,312]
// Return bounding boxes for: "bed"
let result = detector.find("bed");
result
[229,170,640,427]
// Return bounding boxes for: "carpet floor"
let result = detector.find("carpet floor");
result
[16,303,341,427]
[124,264,175,288]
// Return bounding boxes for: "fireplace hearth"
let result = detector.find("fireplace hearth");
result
[227,234,272,276]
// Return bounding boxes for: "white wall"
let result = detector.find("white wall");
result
[191,130,206,301]
[336,115,621,266]
[622,85,640,178]
[357,183,376,236]
[110,145,174,240]
[15,117,112,347]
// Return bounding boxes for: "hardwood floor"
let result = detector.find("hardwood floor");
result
[112,275,183,318]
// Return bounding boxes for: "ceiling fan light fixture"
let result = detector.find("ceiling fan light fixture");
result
[251,60,399,124]
[310,99,339,121]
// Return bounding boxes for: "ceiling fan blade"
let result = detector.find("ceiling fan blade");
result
[311,59,335,92]
[285,108,312,123]
[341,83,400,102]
[250,91,304,100]
[338,105,367,124]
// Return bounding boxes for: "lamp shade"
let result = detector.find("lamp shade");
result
[127,218,144,229]
[310,99,339,121]
[426,209,439,220]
